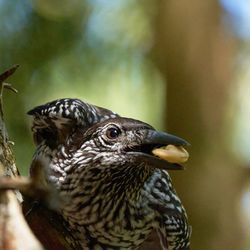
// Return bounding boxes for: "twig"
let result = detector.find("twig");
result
[0,65,43,250]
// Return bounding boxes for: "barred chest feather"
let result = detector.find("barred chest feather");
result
[38,145,172,249]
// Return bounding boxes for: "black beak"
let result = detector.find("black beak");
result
[143,130,189,147]
[127,129,189,170]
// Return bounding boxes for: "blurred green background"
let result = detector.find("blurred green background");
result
[1,0,250,249]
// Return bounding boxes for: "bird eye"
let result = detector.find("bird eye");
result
[106,127,121,139]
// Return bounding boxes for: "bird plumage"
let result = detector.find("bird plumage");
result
[28,98,191,250]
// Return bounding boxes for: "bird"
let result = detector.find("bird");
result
[27,98,191,250]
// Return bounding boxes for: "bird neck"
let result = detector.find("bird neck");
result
[101,163,153,199]
[58,162,154,226]
[77,162,154,200]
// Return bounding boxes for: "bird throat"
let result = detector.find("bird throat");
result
[57,161,153,226]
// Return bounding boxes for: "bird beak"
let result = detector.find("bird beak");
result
[143,130,189,147]
[127,129,190,171]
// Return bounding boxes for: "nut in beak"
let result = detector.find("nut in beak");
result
[152,145,189,164]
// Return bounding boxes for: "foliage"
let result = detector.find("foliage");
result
[0,0,165,174]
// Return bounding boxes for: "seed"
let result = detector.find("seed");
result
[152,145,189,164]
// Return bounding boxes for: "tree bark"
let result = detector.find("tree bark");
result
[152,0,243,249]
[0,65,43,250]
[0,66,91,250]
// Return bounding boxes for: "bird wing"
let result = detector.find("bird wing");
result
[145,170,191,250]
[27,98,119,146]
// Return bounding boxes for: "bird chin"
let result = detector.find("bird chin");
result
[126,152,184,171]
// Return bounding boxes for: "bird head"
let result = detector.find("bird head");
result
[73,117,188,171]
[28,98,189,185]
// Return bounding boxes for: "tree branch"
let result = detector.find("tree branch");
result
[0,65,43,250]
